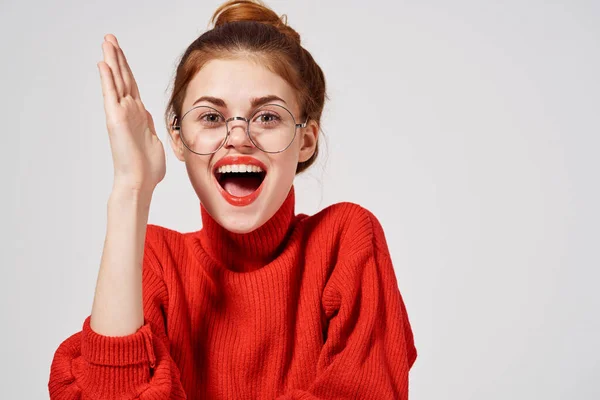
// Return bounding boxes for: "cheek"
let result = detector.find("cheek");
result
[272,148,300,180]
[183,150,215,175]
[184,157,213,194]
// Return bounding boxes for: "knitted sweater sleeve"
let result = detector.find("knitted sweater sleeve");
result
[48,225,187,399]
[276,206,417,400]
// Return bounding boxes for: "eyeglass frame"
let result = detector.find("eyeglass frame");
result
[171,103,309,155]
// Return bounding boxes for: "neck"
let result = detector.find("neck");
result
[198,186,296,272]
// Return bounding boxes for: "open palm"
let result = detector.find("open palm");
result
[98,34,166,194]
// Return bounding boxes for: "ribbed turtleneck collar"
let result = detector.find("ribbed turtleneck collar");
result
[197,186,297,273]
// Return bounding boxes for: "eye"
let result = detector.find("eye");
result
[254,112,281,124]
[199,112,224,124]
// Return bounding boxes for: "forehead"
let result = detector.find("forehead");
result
[183,58,299,113]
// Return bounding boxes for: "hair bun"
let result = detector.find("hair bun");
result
[211,0,301,43]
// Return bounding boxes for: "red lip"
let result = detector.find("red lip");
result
[213,155,268,207]
[213,155,268,172]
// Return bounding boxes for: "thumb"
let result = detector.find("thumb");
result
[146,110,157,136]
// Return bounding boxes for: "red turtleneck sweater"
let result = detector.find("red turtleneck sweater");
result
[49,187,417,399]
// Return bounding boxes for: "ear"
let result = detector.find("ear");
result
[298,119,319,163]
[168,119,186,162]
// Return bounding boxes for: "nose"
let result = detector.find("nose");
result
[225,117,254,151]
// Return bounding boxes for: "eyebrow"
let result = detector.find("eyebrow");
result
[191,95,288,109]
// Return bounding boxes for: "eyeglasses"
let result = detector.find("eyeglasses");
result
[172,103,308,155]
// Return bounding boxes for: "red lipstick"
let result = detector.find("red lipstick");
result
[213,155,268,207]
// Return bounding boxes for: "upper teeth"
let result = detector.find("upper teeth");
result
[217,164,264,173]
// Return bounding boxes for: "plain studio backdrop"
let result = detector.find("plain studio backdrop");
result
[1,0,598,398]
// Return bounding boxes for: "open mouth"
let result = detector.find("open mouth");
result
[213,156,268,206]
[215,166,266,197]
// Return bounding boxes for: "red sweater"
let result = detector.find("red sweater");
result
[49,186,417,399]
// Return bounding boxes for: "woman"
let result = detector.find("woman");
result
[48,1,417,398]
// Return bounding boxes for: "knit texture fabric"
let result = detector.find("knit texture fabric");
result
[49,186,417,399]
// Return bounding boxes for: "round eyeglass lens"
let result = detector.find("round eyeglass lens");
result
[247,104,296,153]
[179,106,228,155]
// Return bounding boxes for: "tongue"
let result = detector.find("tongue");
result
[222,176,263,197]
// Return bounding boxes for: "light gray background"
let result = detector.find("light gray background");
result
[1,0,598,398]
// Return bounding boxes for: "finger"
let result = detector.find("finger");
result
[102,38,125,98]
[117,46,140,100]
[97,61,118,112]
[105,33,120,47]
[105,34,138,99]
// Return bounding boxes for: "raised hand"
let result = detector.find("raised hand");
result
[98,34,166,195]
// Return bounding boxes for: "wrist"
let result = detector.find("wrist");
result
[109,185,153,208]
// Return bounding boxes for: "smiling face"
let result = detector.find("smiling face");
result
[168,57,319,233]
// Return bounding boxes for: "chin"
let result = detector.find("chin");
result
[188,154,294,234]
[193,174,291,235]
[201,188,284,234]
